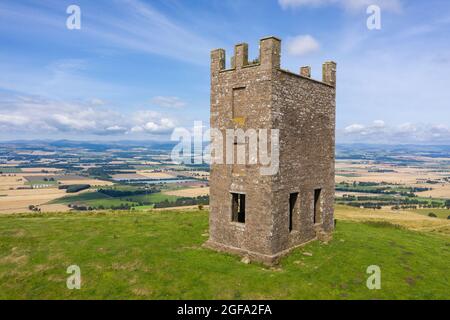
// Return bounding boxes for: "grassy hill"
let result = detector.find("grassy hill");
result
[0,209,449,299]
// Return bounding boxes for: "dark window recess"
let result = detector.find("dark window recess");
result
[314,189,322,224]
[289,193,299,231]
[231,193,246,223]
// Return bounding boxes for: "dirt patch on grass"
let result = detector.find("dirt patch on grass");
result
[0,247,29,266]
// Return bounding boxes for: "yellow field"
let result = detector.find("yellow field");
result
[136,171,177,179]
[416,184,450,199]
[0,175,26,191]
[164,187,210,197]
[38,204,71,212]
[0,188,67,214]
[335,205,450,236]
[59,179,113,186]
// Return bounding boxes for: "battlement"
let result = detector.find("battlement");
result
[211,36,336,87]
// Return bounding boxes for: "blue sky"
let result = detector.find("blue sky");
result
[0,0,449,143]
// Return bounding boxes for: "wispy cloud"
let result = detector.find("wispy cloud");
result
[0,0,216,64]
[279,0,403,12]
[0,58,126,101]
[150,96,186,109]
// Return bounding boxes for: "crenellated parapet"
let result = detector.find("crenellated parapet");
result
[211,36,336,87]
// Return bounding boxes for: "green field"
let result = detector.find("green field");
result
[0,210,448,299]
[52,191,111,204]
[412,208,450,219]
[25,180,58,186]
[51,190,180,209]
[128,193,179,203]
[0,167,22,173]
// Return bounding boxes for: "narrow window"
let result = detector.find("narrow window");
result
[231,193,246,223]
[289,193,299,231]
[314,189,322,224]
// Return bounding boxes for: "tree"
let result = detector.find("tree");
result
[445,200,450,209]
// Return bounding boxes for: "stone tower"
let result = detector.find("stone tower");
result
[205,36,336,265]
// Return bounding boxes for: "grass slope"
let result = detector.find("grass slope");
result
[412,208,450,219]
[0,210,448,300]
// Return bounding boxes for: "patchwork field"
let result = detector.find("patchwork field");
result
[0,171,113,214]
[20,168,63,173]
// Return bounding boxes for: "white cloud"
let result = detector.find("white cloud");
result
[0,114,30,126]
[372,120,385,128]
[344,123,365,133]
[150,96,186,108]
[130,111,177,134]
[279,0,402,13]
[340,121,450,144]
[286,35,320,56]
[0,94,177,137]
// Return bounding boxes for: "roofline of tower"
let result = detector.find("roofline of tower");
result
[279,69,336,88]
[260,35,282,42]
[216,66,336,88]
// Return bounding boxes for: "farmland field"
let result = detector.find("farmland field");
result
[164,187,209,197]
[0,188,68,214]
[51,190,181,210]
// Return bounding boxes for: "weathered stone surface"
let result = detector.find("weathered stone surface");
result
[204,36,336,265]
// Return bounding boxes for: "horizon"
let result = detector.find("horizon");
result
[2,138,450,148]
[1,0,450,143]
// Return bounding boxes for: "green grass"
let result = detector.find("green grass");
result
[335,173,361,177]
[412,208,450,219]
[0,210,448,300]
